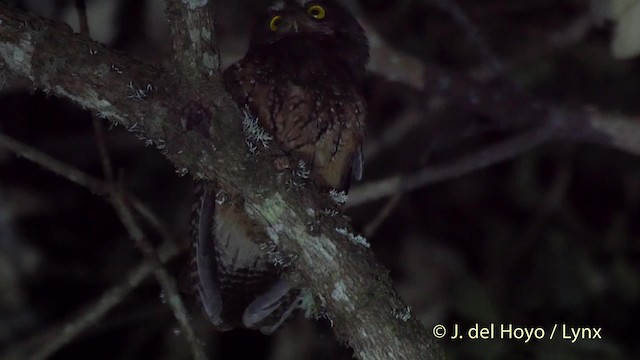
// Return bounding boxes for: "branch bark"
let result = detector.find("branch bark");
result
[0,4,443,360]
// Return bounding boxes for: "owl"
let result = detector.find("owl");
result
[189,0,369,334]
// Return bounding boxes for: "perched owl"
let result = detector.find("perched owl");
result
[189,0,369,334]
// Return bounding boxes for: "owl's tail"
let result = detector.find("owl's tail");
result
[186,182,302,334]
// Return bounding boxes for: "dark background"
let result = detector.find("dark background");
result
[1,0,639,359]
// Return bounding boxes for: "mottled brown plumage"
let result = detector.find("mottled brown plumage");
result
[189,0,368,333]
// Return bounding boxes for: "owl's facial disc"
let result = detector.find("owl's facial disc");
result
[254,0,368,67]
[267,3,333,36]
[268,17,332,36]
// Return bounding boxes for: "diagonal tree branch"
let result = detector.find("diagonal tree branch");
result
[92,114,205,359]
[109,185,207,360]
[0,4,443,360]
[431,0,505,76]
[349,125,555,207]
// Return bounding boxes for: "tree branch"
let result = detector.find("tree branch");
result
[349,102,640,207]
[109,186,207,360]
[350,23,640,206]
[93,114,205,359]
[164,0,220,81]
[0,4,442,359]
[349,125,554,207]
[361,13,640,156]
[0,124,196,360]
[431,0,505,76]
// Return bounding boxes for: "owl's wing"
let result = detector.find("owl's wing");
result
[298,90,365,192]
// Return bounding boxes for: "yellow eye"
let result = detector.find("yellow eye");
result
[307,5,326,20]
[269,15,282,31]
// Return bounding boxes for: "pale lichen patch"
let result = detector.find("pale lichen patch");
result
[201,28,212,42]
[202,53,217,72]
[181,0,208,10]
[214,190,227,205]
[331,280,348,302]
[175,167,189,177]
[393,306,412,322]
[335,227,370,248]
[126,81,155,101]
[266,223,284,243]
[321,208,339,216]
[294,160,310,179]
[242,107,272,153]
[299,289,318,318]
[0,33,34,74]
[329,189,348,205]
[248,193,287,225]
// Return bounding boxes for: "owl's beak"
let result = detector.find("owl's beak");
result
[287,20,299,33]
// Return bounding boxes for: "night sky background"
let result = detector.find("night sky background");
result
[1,0,639,359]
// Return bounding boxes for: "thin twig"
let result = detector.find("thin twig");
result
[0,132,175,238]
[432,0,504,76]
[74,0,89,36]
[109,187,207,360]
[0,131,205,358]
[364,193,403,237]
[93,113,204,358]
[364,110,423,164]
[92,115,114,181]
[348,125,555,207]
[2,241,182,360]
[92,112,205,359]
[0,132,109,195]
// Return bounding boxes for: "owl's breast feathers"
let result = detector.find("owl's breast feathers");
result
[223,35,366,191]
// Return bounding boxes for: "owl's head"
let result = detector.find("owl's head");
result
[250,0,368,67]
